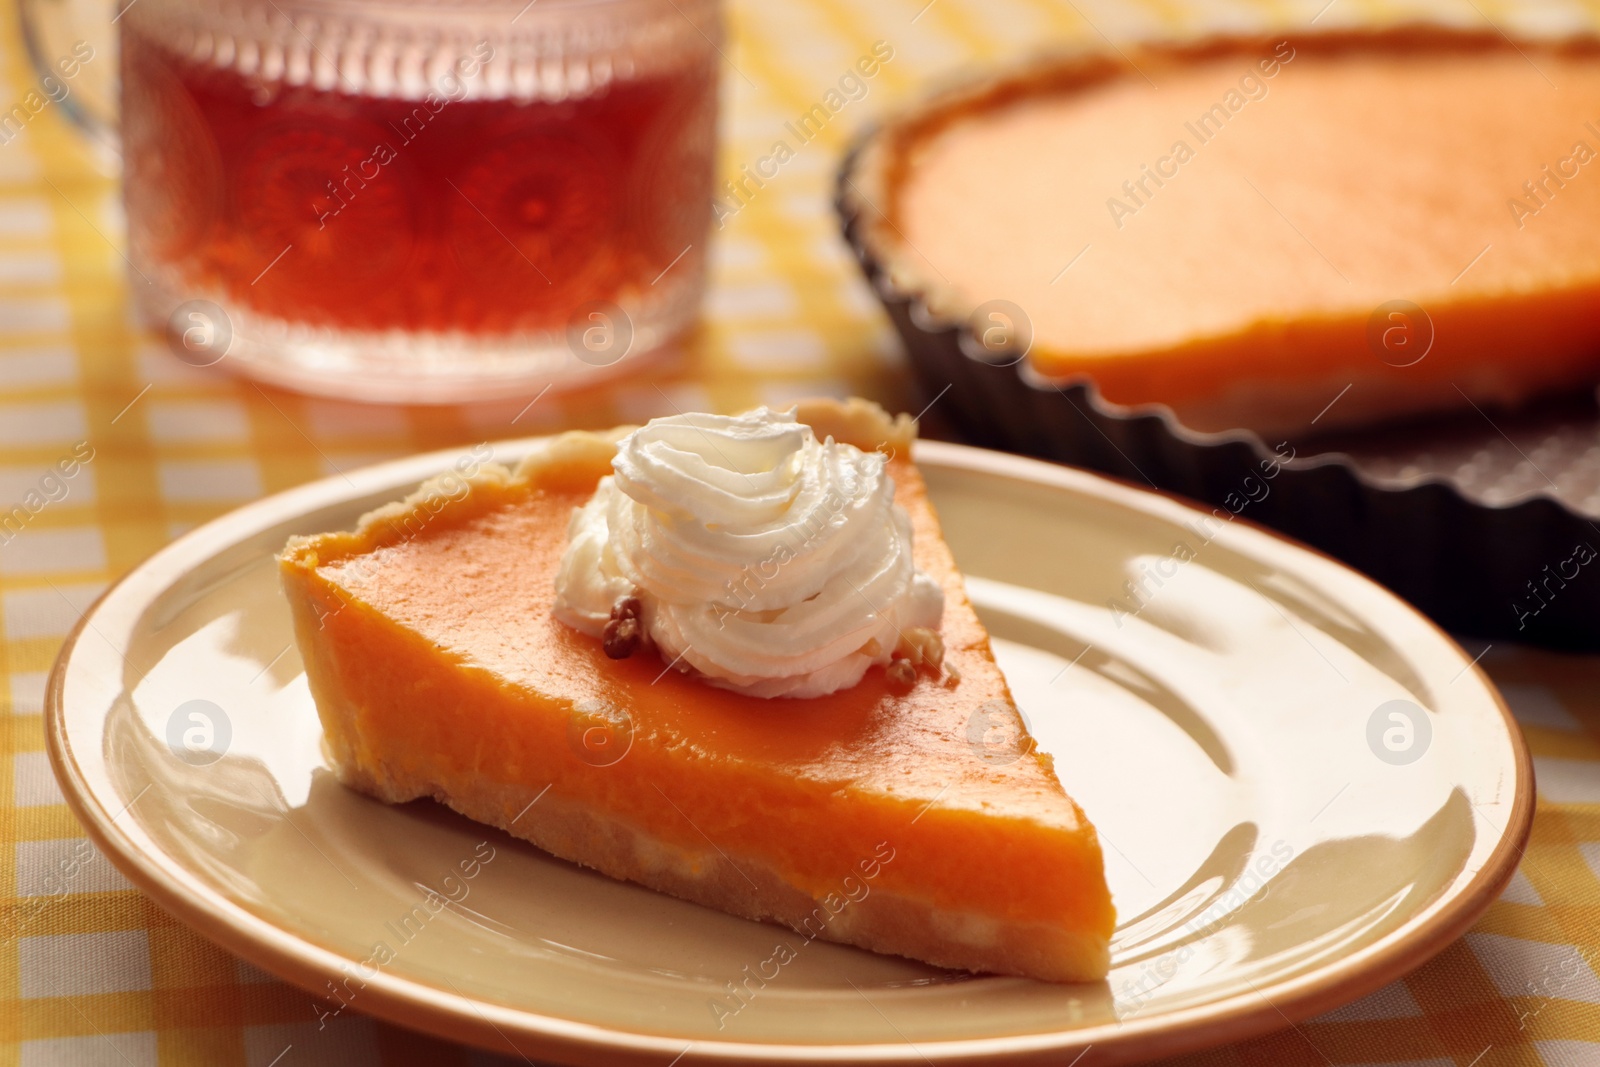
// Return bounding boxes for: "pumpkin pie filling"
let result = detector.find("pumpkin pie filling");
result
[867,33,1600,434]
[279,399,1115,982]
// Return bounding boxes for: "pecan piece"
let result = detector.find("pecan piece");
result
[603,615,642,659]
[885,657,918,695]
[894,627,945,673]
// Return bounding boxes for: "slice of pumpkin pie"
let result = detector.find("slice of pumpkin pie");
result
[277,398,1114,982]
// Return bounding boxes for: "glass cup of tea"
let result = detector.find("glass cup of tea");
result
[25,0,721,402]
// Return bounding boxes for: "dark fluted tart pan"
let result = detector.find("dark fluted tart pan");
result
[836,29,1600,651]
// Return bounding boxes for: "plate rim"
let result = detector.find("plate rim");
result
[45,436,1535,1066]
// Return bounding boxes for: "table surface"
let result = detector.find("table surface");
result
[4,0,1599,1064]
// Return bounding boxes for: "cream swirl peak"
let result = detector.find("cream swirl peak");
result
[552,407,944,698]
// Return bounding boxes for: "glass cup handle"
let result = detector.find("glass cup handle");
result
[16,0,121,159]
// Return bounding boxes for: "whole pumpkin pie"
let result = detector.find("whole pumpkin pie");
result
[277,398,1115,982]
[848,30,1600,434]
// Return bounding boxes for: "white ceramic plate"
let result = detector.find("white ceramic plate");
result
[47,438,1532,1065]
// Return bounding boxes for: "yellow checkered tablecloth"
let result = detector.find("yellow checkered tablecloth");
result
[2,0,1599,1062]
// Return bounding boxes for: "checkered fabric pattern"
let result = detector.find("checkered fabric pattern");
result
[1,0,1598,1063]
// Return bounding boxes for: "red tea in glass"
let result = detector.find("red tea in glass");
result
[121,0,720,401]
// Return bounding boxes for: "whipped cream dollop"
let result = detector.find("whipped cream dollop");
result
[552,408,944,698]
